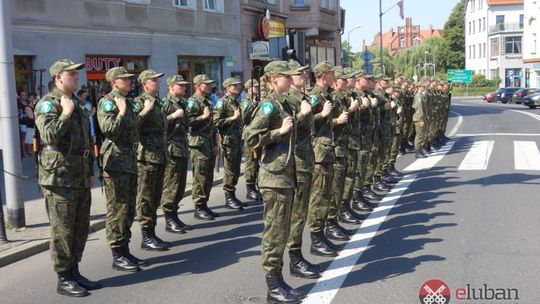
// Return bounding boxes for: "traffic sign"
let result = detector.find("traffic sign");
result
[447,69,473,83]
[360,50,374,61]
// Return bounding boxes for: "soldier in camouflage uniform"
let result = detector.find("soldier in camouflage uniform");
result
[214,77,244,210]
[307,61,342,258]
[387,85,404,176]
[285,60,320,280]
[413,82,428,158]
[400,80,415,154]
[244,61,305,304]
[36,59,100,297]
[186,74,220,221]
[326,67,362,242]
[241,79,262,201]
[160,75,193,234]
[98,67,146,272]
[134,69,170,251]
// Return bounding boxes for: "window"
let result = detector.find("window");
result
[473,45,476,58]
[478,18,481,32]
[125,0,150,4]
[479,0,483,9]
[519,14,524,29]
[533,33,537,53]
[469,45,471,59]
[400,38,405,48]
[204,0,224,12]
[320,0,336,11]
[473,21,475,34]
[496,15,505,31]
[483,42,486,57]
[491,37,500,56]
[293,0,306,6]
[478,43,481,58]
[470,0,475,12]
[505,36,522,54]
[483,17,486,31]
[266,0,277,4]
[469,22,471,35]
[173,0,195,9]
[413,36,419,46]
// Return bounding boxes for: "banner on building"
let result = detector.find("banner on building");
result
[269,20,286,38]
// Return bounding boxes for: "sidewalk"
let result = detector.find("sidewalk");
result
[0,154,235,267]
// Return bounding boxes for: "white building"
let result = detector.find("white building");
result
[465,0,524,87]
[523,0,540,88]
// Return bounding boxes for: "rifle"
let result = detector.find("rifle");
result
[93,136,104,192]
[33,129,41,182]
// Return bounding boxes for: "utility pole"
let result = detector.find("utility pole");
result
[379,0,384,74]
[0,0,25,228]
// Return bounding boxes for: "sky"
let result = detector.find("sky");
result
[341,0,461,52]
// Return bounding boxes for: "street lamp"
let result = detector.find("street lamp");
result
[347,24,362,67]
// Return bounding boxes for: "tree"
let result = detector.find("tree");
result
[440,0,466,70]
[342,40,353,67]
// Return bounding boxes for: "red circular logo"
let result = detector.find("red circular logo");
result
[419,279,451,304]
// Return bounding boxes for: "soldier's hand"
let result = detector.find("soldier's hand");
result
[390,101,397,109]
[231,109,241,120]
[337,111,349,125]
[397,106,403,114]
[419,120,425,128]
[384,102,392,110]
[142,99,154,114]
[279,116,294,135]
[321,101,333,118]
[60,95,75,117]
[300,100,312,116]
[114,96,127,115]
[370,97,378,107]
[361,97,370,108]
[349,97,359,112]
[171,108,184,119]
[202,106,211,119]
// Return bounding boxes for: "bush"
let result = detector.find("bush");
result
[451,86,498,96]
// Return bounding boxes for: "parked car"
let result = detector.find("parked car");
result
[523,92,540,109]
[483,91,496,102]
[511,88,540,104]
[496,87,522,103]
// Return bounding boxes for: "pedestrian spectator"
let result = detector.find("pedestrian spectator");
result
[23,93,37,157]
[210,86,220,108]
[78,88,96,139]
[17,90,29,158]
[46,80,55,97]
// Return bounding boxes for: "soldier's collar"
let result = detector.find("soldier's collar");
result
[52,87,77,101]
[111,88,127,99]
[140,91,157,102]
[166,93,180,103]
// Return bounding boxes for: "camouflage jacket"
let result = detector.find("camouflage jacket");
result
[287,87,314,173]
[356,89,374,134]
[133,91,167,164]
[186,93,216,156]
[345,89,361,150]
[97,88,139,174]
[245,92,296,189]
[35,88,92,188]
[162,93,189,159]
[309,85,335,164]
[214,93,242,145]
[412,91,427,122]
[331,89,350,157]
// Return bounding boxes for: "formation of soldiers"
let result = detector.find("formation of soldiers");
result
[34,58,451,303]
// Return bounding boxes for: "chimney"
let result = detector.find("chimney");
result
[389,27,393,33]
[429,24,433,32]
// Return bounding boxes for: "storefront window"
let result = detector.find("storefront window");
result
[177,56,223,96]
[14,56,34,94]
[308,45,336,66]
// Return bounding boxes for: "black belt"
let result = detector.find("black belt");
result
[42,145,90,158]
[115,139,138,151]
[267,143,289,152]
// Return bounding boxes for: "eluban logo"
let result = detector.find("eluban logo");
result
[455,284,519,301]
[419,279,451,304]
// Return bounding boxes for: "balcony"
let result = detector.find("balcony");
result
[489,23,523,35]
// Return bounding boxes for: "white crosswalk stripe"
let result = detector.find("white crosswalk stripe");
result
[458,140,495,170]
[514,141,540,171]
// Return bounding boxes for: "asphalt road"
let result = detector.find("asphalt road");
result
[1,98,539,304]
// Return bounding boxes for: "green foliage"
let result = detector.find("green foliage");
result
[451,86,498,96]
[440,0,465,70]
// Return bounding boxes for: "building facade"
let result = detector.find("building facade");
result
[523,0,540,88]
[465,0,525,87]
[371,17,443,56]
[12,0,243,98]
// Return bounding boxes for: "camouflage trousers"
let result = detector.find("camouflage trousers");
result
[222,141,242,192]
[328,155,348,221]
[244,141,259,186]
[308,163,334,233]
[261,187,293,275]
[161,156,189,214]
[190,147,216,207]
[136,162,165,229]
[355,132,373,191]
[365,131,381,185]
[377,132,392,174]
[343,149,359,202]
[42,185,91,273]
[103,171,137,249]
[389,131,402,165]
[414,122,427,150]
[287,171,312,251]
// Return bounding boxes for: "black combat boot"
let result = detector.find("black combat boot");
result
[265,274,301,304]
[343,200,367,221]
[57,270,89,297]
[425,144,432,153]
[152,229,172,248]
[278,272,306,299]
[431,141,441,150]
[246,184,261,201]
[338,201,363,224]
[373,176,391,192]
[399,146,407,155]
[174,214,193,231]
[194,205,214,221]
[123,245,149,267]
[225,191,243,210]
[382,171,399,184]
[415,150,427,158]
[289,250,321,279]
[72,264,102,290]
[363,187,382,200]
[204,203,221,218]
[352,192,375,212]
[310,231,338,257]
[165,212,187,234]
[112,247,140,272]
[388,163,402,177]
[325,220,351,241]
[141,228,169,251]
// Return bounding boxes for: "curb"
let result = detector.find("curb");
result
[0,174,234,268]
